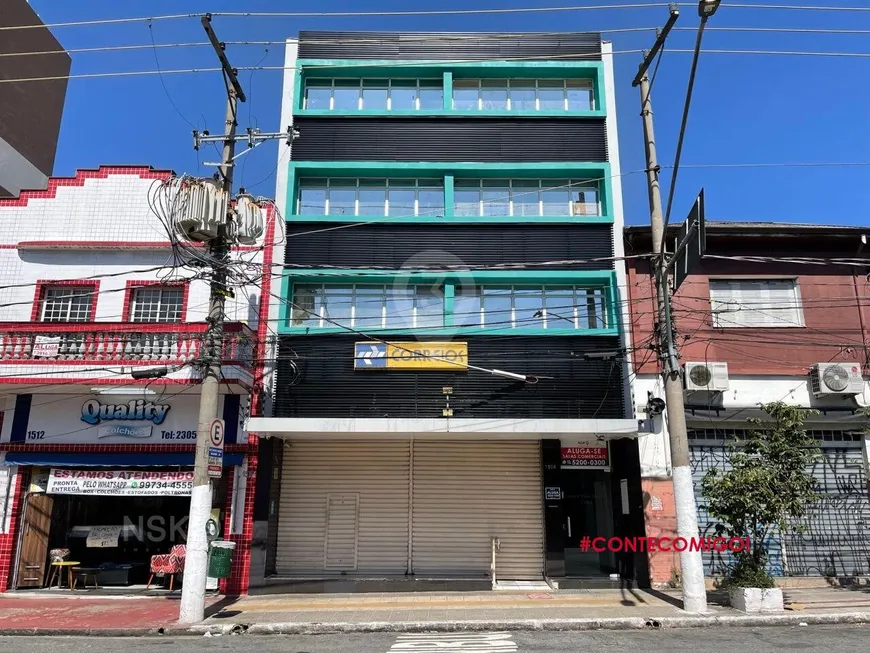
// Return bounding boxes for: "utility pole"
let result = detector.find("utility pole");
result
[633,5,707,613]
[178,13,247,625]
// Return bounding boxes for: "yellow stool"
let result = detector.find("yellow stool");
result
[46,561,80,590]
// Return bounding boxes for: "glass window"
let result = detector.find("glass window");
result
[321,286,354,325]
[386,287,415,329]
[387,180,415,217]
[480,79,508,110]
[290,284,447,329]
[482,288,512,328]
[567,79,594,111]
[512,180,540,217]
[454,180,480,217]
[482,180,510,217]
[542,181,571,216]
[570,183,600,216]
[130,287,183,323]
[544,288,576,328]
[510,80,537,111]
[418,180,445,217]
[415,287,443,328]
[354,286,385,327]
[291,284,322,326]
[390,80,417,110]
[40,286,94,322]
[304,80,332,110]
[538,80,565,111]
[453,80,479,110]
[454,286,482,327]
[332,79,360,110]
[361,80,388,110]
[418,80,444,110]
[358,180,387,216]
[327,180,356,216]
[514,287,545,328]
[298,178,327,214]
[710,279,804,328]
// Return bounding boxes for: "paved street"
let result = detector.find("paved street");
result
[1,626,869,653]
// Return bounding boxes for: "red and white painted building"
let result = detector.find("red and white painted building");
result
[0,166,278,593]
[625,222,870,586]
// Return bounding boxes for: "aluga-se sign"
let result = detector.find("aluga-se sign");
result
[80,399,171,425]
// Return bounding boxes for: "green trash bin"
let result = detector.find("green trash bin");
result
[208,540,236,579]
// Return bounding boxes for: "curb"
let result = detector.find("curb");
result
[1,612,869,636]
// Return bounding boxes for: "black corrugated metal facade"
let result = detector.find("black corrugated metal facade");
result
[274,336,623,419]
[298,31,602,61]
[286,224,614,270]
[280,31,625,418]
[292,118,608,162]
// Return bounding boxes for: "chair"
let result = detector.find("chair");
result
[147,544,186,591]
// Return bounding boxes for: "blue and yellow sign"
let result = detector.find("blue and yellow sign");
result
[354,341,468,371]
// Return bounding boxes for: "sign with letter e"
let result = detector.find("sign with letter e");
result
[207,418,224,478]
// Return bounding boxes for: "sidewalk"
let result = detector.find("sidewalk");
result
[0,587,869,635]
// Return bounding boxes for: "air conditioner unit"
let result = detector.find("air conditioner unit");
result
[811,362,864,397]
[684,362,730,392]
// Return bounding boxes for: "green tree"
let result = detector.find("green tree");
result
[701,402,821,588]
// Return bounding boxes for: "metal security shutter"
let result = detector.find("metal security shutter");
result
[276,440,410,574]
[411,441,543,579]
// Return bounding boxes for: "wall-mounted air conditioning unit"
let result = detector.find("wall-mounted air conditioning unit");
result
[810,362,864,397]
[684,362,730,392]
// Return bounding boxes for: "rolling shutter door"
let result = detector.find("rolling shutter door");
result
[276,440,410,574]
[411,441,543,580]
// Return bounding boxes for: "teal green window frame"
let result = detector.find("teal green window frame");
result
[295,60,605,118]
[278,269,620,337]
[287,162,614,225]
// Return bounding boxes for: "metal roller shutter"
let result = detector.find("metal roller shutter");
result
[276,440,410,574]
[411,441,543,580]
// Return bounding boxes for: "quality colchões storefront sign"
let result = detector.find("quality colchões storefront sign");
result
[46,469,194,496]
[12,394,237,444]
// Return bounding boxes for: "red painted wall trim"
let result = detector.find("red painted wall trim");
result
[13,241,261,252]
[0,166,173,208]
[0,443,254,454]
[30,280,101,322]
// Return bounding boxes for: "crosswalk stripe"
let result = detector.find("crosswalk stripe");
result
[390,632,518,651]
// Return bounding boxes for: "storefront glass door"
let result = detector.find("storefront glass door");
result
[562,471,617,577]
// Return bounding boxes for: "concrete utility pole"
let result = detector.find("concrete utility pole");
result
[178,14,247,625]
[632,4,709,614]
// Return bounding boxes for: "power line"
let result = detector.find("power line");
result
[11,44,870,85]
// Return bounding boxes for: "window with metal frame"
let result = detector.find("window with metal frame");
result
[40,286,95,322]
[453,179,600,217]
[130,287,184,323]
[452,78,594,111]
[454,285,608,330]
[291,284,444,329]
[709,279,804,328]
[297,178,445,217]
[303,78,444,111]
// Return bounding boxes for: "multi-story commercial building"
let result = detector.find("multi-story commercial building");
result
[625,222,870,585]
[0,0,70,197]
[0,166,277,593]
[249,31,646,588]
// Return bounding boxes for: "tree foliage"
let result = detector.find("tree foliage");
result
[701,402,821,588]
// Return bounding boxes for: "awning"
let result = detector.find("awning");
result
[246,417,641,440]
[1,452,244,467]
[685,407,869,429]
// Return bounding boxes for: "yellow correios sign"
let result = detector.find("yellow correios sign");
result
[354,341,468,371]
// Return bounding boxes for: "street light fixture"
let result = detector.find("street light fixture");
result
[698,0,721,18]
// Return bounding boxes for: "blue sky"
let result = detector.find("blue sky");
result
[26,0,870,227]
